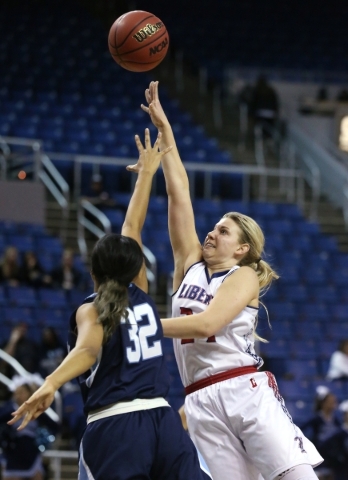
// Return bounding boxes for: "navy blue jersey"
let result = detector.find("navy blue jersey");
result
[68,283,170,415]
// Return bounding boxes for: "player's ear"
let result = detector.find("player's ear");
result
[237,243,250,255]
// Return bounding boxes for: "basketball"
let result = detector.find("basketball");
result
[108,11,169,72]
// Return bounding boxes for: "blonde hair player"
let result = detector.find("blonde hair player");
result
[141,81,324,480]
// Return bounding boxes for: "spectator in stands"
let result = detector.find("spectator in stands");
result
[0,322,39,376]
[336,88,348,102]
[301,386,344,480]
[0,246,21,287]
[50,248,82,290]
[326,339,348,382]
[249,74,279,130]
[317,87,328,101]
[38,327,66,378]
[85,173,127,215]
[19,251,50,288]
[0,377,59,480]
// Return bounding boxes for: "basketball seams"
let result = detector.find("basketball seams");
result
[111,17,126,68]
[108,10,169,72]
[110,28,168,58]
[111,14,156,50]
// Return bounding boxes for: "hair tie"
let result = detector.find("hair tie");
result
[255,258,262,264]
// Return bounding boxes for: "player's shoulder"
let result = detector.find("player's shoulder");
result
[225,265,258,283]
[128,282,153,304]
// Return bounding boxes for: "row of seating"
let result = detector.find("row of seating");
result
[0,286,89,310]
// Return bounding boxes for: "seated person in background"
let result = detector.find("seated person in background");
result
[19,251,50,288]
[326,339,348,381]
[301,386,343,480]
[0,377,59,480]
[38,327,66,378]
[0,246,21,287]
[50,249,82,290]
[84,173,127,214]
[86,173,115,207]
[0,323,39,378]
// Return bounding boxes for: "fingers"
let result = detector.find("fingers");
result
[152,80,159,101]
[126,164,138,172]
[145,88,151,104]
[161,145,173,156]
[140,104,149,113]
[134,134,144,154]
[144,128,151,150]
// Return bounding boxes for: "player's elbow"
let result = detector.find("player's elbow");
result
[77,345,100,366]
[197,319,215,339]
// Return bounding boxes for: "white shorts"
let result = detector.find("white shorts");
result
[185,371,323,480]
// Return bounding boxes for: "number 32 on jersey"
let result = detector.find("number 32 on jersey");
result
[123,303,163,363]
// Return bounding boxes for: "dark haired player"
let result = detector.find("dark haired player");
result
[9,130,212,480]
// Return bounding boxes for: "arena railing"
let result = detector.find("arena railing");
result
[284,124,348,227]
[0,348,62,425]
[0,136,70,240]
[77,198,157,295]
[46,153,304,205]
[42,450,78,480]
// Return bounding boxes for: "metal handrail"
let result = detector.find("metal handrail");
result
[0,136,70,239]
[77,199,112,261]
[0,349,61,424]
[43,450,78,480]
[287,123,348,227]
[77,199,158,294]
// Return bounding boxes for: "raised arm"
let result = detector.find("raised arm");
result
[8,303,103,430]
[141,81,202,290]
[122,128,172,292]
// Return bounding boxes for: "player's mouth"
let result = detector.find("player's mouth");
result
[204,242,215,248]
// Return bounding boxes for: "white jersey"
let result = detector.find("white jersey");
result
[172,262,263,387]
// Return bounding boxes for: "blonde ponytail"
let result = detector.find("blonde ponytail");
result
[93,279,129,343]
[223,212,279,343]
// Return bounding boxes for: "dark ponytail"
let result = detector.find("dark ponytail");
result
[91,234,144,343]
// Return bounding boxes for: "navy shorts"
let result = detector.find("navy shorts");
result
[79,406,212,480]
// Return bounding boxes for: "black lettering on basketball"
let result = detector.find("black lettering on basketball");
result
[149,37,168,56]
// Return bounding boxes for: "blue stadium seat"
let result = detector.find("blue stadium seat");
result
[286,400,313,425]
[277,379,313,402]
[103,209,124,232]
[329,268,348,287]
[38,289,67,308]
[318,340,338,360]
[263,320,293,339]
[7,287,37,307]
[313,236,338,252]
[330,304,348,321]
[280,284,308,303]
[36,237,63,256]
[285,359,319,380]
[276,204,303,220]
[3,306,34,325]
[249,202,277,218]
[276,265,300,284]
[310,285,338,304]
[259,338,290,357]
[266,219,292,234]
[6,234,34,252]
[290,338,321,357]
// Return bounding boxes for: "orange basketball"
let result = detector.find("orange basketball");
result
[108,11,169,72]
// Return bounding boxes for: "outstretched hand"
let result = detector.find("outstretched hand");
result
[126,128,172,173]
[8,380,56,430]
[140,81,168,130]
